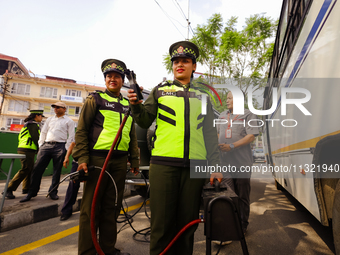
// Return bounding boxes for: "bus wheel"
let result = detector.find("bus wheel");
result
[333,180,340,254]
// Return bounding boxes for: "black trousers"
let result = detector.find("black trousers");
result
[61,161,80,216]
[29,143,66,196]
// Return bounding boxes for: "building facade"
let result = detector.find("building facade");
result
[0,72,104,131]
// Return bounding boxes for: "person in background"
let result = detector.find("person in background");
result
[5,110,44,199]
[60,141,79,221]
[217,91,259,239]
[20,102,75,202]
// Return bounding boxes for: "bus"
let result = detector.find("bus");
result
[262,0,340,252]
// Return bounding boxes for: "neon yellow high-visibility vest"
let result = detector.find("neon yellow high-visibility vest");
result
[18,122,40,151]
[151,83,208,166]
[90,91,132,153]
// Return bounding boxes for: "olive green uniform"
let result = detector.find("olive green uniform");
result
[131,79,220,255]
[7,121,40,192]
[73,89,139,255]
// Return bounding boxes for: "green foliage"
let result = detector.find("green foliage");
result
[162,13,278,110]
[163,54,172,74]
[218,14,276,96]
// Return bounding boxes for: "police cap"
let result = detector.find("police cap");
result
[101,59,127,76]
[169,41,199,62]
[30,109,45,117]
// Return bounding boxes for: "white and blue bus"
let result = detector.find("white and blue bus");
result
[263,0,340,252]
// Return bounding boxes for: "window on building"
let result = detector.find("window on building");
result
[67,106,81,116]
[8,100,29,113]
[11,83,30,95]
[6,118,24,129]
[40,87,58,98]
[66,89,81,97]
[39,103,54,115]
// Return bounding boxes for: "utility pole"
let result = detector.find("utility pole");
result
[0,73,9,116]
[187,0,190,40]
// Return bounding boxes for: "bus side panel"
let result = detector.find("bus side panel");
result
[266,0,340,223]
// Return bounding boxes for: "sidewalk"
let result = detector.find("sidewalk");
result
[0,174,132,232]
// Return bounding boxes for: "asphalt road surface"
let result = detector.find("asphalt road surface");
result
[0,167,335,255]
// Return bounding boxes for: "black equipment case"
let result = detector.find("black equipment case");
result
[202,180,249,255]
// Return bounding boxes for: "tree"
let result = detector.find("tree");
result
[219,14,276,96]
[191,13,223,85]
[162,13,277,111]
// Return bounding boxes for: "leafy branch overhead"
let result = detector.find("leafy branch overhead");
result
[163,13,277,99]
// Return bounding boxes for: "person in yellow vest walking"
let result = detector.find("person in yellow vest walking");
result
[5,110,44,199]
[73,59,139,255]
[128,41,222,255]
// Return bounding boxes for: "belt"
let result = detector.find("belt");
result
[45,141,66,145]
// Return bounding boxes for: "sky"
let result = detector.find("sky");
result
[0,0,283,90]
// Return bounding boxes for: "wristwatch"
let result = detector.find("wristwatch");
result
[229,143,235,150]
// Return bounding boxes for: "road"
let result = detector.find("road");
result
[0,165,335,255]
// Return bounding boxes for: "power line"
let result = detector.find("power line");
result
[154,0,186,38]
[154,0,211,72]
[172,0,187,20]
[172,0,191,39]
[189,24,196,37]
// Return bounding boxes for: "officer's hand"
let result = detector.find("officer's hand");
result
[77,163,88,174]
[130,167,140,176]
[127,88,144,105]
[210,173,223,185]
[63,157,70,168]
[218,143,231,152]
[124,69,136,83]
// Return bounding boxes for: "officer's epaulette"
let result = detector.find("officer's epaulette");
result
[88,90,104,97]
[157,80,173,87]
[24,120,38,127]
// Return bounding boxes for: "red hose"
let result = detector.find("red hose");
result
[159,218,205,255]
[91,111,130,255]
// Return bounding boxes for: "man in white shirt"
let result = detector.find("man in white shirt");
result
[21,102,75,202]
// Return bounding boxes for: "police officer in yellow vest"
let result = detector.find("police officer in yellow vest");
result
[5,110,44,199]
[72,59,139,255]
[128,41,221,255]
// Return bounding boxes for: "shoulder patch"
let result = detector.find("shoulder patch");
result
[89,90,104,97]
[157,80,173,87]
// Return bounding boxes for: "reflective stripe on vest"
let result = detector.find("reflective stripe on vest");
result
[90,92,132,152]
[152,84,207,161]
[18,122,40,151]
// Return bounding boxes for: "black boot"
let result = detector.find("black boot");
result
[6,190,15,199]
[20,193,33,202]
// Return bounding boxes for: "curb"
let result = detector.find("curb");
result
[0,197,82,232]
[0,184,132,232]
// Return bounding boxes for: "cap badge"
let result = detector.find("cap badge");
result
[111,63,117,69]
[177,46,184,53]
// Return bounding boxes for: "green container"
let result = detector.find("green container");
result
[0,131,72,180]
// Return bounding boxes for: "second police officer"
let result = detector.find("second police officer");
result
[73,59,139,255]
[128,41,221,255]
